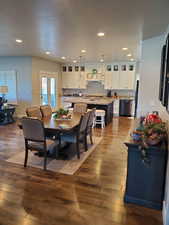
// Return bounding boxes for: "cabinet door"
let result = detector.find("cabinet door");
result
[79,72,86,89]
[104,71,112,89]
[112,71,120,89]
[62,72,80,89]
[119,71,129,89]
[127,64,135,89]
[62,72,68,88]
[67,72,79,88]
[119,64,135,89]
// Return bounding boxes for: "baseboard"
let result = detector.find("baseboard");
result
[124,195,162,210]
[163,201,167,225]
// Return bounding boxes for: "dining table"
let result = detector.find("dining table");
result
[18,112,82,158]
[42,112,81,133]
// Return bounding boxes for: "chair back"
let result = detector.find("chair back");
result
[26,106,42,119]
[87,108,96,129]
[21,117,45,141]
[73,103,87,114]
[40,105,52,117]
[79,111,90,133]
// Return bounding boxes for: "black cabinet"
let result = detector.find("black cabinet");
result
[119,99,133,116]
[0,106,16,125]
[124,143,167,210]
[71,102,114,125]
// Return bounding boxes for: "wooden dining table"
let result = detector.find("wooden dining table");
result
[42,112,82,133]
[18,112,82,158]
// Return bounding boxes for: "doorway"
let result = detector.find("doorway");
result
[40,73,57,108]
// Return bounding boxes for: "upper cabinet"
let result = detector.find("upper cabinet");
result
[62,66,86,89]
[104,63,135,90]
[119,63,135,89]
[62,63,136,90]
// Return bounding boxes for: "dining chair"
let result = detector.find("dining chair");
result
[59,111,90,159]
[93,109,106,128]
[26,106,42,119]
[73,103,87,114]
[85,108,96,150]
[40,105,52,117]
[26,106,55,140]
[21,117,52,170]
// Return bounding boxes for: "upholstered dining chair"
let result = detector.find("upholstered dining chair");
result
[73,103,87,114]
[21,117,53,170]
[85,108,96,150]
[26,106,42,119]
[40,105,52,118]
[40,105,57,140]
[59,111,90,159]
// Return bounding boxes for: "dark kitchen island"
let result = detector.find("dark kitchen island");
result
[65,97,114,125]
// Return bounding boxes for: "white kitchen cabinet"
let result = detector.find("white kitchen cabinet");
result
[119,63,135,89]
[62,72,69,88]
[112,70,120,89]
[79,72,86,89]
[62,72,86,89]
[119,70,129,89]
[127,67,135,89]
[104,69,120,89]
[62,72,78,88]
[104,71,112,89]
[113,99,119,116]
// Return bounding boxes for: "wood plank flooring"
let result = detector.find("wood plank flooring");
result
[0,117,163,225]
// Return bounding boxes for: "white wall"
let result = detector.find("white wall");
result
[138,30,169,225]
[138,35,167,117]
[0,56,62,116]
[0,56,32,115]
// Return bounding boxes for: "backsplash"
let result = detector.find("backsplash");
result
[63,81,135,97]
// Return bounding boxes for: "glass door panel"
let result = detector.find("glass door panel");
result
[41,77,48,105]
[40,75,57,108]
[50,78,56,108]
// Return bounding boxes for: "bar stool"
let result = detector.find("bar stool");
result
[93,110,105,128]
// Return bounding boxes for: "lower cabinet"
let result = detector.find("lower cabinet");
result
[124,143,167,210]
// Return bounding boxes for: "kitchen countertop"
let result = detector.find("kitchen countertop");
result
[64,96,115,105]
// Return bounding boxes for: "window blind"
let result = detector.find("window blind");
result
[0,71,17,103]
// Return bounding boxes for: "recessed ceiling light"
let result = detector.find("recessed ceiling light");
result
[16,39,23,43]
[97,32,105,37]
[61,56,66,59]
[100,59,104,62]
[81,49,86,53]
[127,54,132,57]
[122,47,128,51]
[130,58,134,61]
[73,60,77,63]
[46,51,51,55]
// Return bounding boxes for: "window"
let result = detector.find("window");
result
[75,66,79,72]
[80,66,85,72]
[129,65,134,71]
[68,66,73,72]
[107,65,112,71]
[114,65,118,71]
[0,71,17,103]
[121,65,126,71]
[62,66,67,72]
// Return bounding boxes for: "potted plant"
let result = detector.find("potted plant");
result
[53,108,71,120]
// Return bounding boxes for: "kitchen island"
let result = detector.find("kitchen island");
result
[64,97,114,125]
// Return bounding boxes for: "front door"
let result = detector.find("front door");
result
[40,73,57,108]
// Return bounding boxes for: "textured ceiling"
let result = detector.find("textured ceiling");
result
[0,0,169,63]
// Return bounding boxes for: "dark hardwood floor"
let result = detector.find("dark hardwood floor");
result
[0,117,163,225]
